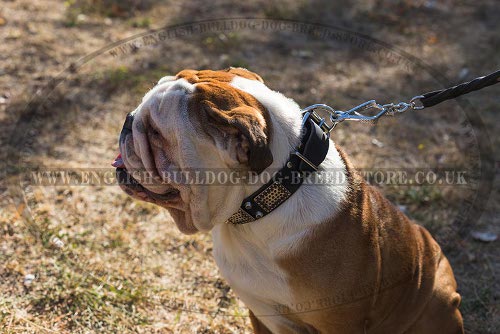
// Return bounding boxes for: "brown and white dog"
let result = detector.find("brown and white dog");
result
[113,68,464,333]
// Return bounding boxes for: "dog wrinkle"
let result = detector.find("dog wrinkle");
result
[115,68,463,333]
[177,69,274,173]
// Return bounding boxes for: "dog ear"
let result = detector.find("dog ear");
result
[201,100,273,173]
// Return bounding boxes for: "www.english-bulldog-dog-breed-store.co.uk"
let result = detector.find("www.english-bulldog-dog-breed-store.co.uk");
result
[112,68,464,333]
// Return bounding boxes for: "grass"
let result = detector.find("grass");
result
[94,64,171,96]
[1,205,147,331]
[1,182,249,332]
[64,0,155,27]
[130,18,152,29]
[65,0,157,18]
[1,0,498,333]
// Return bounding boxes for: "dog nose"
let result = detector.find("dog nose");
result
[120,112,134,144]
[123,112,134,131]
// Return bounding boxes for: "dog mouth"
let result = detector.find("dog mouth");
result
[113,153,198,234]
[112,153,180,202]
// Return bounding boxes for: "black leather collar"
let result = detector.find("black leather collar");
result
[225,117,330,225]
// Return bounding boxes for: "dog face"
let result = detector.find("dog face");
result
[114,68,277,234]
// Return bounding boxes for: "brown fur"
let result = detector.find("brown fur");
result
[132,68,463,333]
[177,67,264,84]
[250,146,463,333]
[178,68,273,172]
[250,310,274,334]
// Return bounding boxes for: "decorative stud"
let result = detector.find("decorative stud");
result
[244,202,252,210]
[254,183,292,213]
[255,211,263,219]
[226,208,255,225]
[286,161,293,168]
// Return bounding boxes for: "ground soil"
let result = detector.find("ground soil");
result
[0,1,498,333]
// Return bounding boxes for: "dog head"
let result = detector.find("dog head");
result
[114,68,301,234]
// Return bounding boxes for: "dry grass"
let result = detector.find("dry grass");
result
[1,0,499,333]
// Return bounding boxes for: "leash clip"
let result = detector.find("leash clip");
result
[302,95,426,132]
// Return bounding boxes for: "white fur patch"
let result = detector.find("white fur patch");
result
[125,73,349,331]
[211,76,348,331]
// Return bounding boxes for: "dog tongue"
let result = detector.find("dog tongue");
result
[112,154,125,168]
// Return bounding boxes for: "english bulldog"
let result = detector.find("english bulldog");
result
[113,68,464,333]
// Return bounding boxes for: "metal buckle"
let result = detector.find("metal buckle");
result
[292,151,318,171]
[301,104,336,134]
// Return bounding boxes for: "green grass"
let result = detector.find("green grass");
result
[3,0,499,332]
[95,64,171,96]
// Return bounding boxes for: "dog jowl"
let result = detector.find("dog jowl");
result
[113,68,464,334]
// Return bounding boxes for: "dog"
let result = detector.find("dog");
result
[113,68,464,333]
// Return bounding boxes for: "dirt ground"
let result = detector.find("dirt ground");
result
[0,0,498,333]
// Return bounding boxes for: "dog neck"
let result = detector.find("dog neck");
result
[212,77,348,263]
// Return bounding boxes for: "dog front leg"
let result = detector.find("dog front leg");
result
[249,310,273,334]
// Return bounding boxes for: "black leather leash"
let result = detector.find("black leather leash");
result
[419,70,500,108]
[225,69,499,225]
